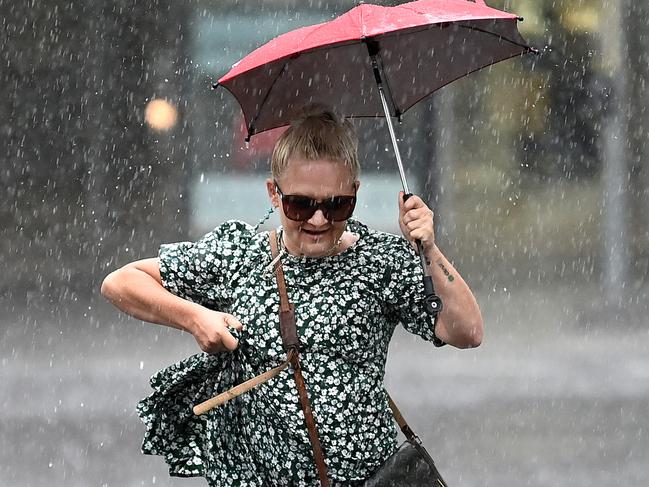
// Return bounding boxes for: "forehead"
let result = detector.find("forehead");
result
[278,158,356,195]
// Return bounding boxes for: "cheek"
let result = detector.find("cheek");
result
[333,222,347,236]
[281,215,302,233]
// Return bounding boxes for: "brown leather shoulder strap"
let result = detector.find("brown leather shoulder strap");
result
[269,230,330,487]
[387,394,449,486]
[269,230,290,313]
[387,393,419,443]
[269,230,299,351]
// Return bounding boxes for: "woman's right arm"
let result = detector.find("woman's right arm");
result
[100,258,242,353]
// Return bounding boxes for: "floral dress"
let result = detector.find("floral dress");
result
[136,219,443,486]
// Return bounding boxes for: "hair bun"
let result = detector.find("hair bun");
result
[271,102,359,180]
[292,103,341,125]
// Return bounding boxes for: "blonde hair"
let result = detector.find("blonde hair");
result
[271,104,360,180]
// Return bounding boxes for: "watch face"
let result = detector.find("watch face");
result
[425,296,443,315]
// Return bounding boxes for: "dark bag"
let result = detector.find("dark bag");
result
[364,439,448,486]
[363,395,448,486]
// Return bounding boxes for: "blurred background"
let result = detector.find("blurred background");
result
[1,0,648,485]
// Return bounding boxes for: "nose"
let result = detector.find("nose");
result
[307,209,329,227]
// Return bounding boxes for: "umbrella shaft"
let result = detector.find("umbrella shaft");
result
[378,88,410,195]
[371,57,410,195]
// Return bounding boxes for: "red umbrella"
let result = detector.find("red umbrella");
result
[218,0,534,142]
[215,0,535,313]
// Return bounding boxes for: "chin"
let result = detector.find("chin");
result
[299,235,337,257]
[299,241,332,258]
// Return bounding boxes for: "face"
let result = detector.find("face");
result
[266,157,359,258]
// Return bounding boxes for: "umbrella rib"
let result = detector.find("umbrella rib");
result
[246,62,291,140]
[456,22,533,51]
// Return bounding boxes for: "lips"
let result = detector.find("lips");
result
[301,228,329,238]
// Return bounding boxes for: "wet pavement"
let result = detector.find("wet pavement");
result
[1,285,648,486]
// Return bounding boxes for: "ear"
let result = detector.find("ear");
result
[354,180,361,193]
[266,178,280,208]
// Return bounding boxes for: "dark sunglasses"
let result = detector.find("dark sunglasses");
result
[275,181,357,222]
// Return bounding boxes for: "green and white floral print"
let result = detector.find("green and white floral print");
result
[137,219,442,486]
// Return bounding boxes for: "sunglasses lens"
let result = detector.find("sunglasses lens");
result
[282,196,317,221]
[280,194,356,222]
[323,196,356,221]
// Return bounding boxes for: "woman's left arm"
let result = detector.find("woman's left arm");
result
[399,192,483,349]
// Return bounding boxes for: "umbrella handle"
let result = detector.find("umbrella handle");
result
[403,193,443,316]
[421,266,443,315]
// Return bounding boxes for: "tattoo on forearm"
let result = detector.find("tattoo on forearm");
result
[437,262,455,282]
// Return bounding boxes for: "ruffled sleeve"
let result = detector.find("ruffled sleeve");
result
[158,220,255,310]
[380,235,445,347]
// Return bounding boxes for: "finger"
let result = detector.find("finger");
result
[403,203,426,222]
[406,219,422,231]
[400,192,414,212]
[406,214,434,232]
[223,314,244,331]
[409,227,433,243]
[406,223,434,239]
[403,194,424,212]
[405,208,432,226]
[220,328,240,351]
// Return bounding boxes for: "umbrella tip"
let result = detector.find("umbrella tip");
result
[211,82,219,90]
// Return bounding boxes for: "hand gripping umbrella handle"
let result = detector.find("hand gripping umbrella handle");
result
[403,193,443,316]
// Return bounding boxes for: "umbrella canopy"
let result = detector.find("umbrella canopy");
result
[217,0,534,140]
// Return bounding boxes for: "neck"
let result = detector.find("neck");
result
[280,230,343,258]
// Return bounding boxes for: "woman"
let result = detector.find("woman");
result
[101,106,482,486]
